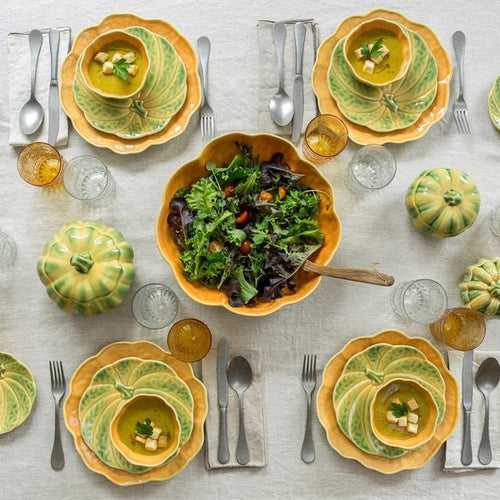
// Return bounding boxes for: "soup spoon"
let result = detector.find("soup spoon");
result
[269,22,294,126]
[476,357,500,465]
[227,356,253,465]
[19,29,45,135]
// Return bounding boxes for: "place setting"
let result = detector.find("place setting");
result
[2,3,500,498]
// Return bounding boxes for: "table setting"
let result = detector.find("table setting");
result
[1,1,500,499]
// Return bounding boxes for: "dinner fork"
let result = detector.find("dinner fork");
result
[197,36,215,141]
[301,354,317,464]
[452,31,471,135]
[49,360,66,471]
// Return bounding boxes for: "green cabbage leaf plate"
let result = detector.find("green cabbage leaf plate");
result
[488,76,500,131]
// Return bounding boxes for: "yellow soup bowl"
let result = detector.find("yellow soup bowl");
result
[370,378,439,451]
[343,18,412,87]
[80,29,150,99]
[110,395,181,468]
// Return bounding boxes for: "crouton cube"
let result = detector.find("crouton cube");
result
[158,435,168,449]
[386,411,399,424]
[408,412,419,424]
[151,427,162,440]
[127,64,138,76]
[391,398,402,406]
[407,399,419,411]
[94,52,109,64]
[407,423,418,434]
[145,438,158,451]
[354,48,364,60]
[102,61,114,75]
[398,416,408,427]
[135,435,146,444]
[123,51,136,64]
[363,59,375,74]
[111,52,124,63]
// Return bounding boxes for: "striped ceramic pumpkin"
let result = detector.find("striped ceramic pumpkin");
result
[406,168,480,238]
[37,220,135,315]
[79,357,194,474]
[333,344,446,458]
[0,353,36,434]
[460,257,500,317]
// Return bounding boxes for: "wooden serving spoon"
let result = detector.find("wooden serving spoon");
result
[303,260,395,287]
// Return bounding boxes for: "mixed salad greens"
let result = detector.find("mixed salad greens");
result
[168,144,324,307]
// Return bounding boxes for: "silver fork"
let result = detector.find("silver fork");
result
[301,354,317,464]
[452,31,471,135]
[197,36,215,141]
[49,360,66,471]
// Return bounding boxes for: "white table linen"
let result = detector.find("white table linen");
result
[1,0,500,499]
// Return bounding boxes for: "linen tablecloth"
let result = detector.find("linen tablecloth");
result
[1,1,500,499]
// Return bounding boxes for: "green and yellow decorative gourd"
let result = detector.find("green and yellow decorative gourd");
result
[333,344,446,458]
[0,353,37,435]
[37,220,135,315]
[406,168,480,238]
[460,257,500,317]
[79,357,194,474]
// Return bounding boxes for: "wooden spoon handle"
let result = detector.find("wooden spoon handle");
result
[303,260,395,287]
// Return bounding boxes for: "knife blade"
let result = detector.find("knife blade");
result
[461,349,473,465]
[291,23,306,144]
[217,337,230,464]
[48,29,60,146]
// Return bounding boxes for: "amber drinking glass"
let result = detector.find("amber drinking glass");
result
[167,319,212,363]
[430,307,486,351]
[17,142,63,187]
[302,114,348,165]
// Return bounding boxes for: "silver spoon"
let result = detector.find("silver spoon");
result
[19,29,44,135]
[476,357,500,465]
[227,356,253,465]
[269,22,294,126]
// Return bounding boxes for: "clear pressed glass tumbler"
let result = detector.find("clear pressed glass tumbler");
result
[0,230,17,269]
[391,279,448,325]
[132,283,178,329]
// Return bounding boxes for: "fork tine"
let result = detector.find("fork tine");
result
[59,361,66,391]
[454,112,464,134]
[302,355,306,381]
[464,113,472,134]
[49,361,55,389]
[312,355,317,382]
[209,117,215,138]
[56,361,63,391]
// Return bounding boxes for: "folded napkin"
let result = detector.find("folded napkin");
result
[444,350,500,471]
[257,20,319,137]
[8,26,71,147]
[202,347,266,469]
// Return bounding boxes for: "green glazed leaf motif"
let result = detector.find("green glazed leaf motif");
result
[327,29,438,132]
[79,357,194,474]
[488,77,500,131]
[73,27,187,139]
[0,353,37,435]
[333,344,446,458]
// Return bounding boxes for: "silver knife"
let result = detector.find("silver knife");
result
[312,23,320,115]
[217,337,230,464]
[291,23,306,144]
[461,349,473,465]
[48,29,60,146]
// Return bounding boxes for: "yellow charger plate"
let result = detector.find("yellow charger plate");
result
[63,341,207,486]
[316,330,459,474]
[312,9,452,145]
[60,13,201,154]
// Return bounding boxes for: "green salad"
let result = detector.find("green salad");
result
[168,144,324,307]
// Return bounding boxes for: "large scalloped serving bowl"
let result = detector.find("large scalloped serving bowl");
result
[156,132,342,317]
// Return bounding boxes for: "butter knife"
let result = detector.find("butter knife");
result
[291,22,306,144]
[48,29,60,146]
[461,349,473,465]
[217,337,230,464]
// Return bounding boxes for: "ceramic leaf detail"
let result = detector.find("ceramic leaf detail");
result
[73,26,187,139]
[328,29,438,132]
[488,76,500,131]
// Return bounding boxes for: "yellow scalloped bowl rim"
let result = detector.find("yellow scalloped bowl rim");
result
[63,341,207,486]
[155,132,342,317]
[316,330,459,474]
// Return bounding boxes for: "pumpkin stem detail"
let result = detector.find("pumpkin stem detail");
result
[365,367,384,384]
[443,189,463,206]
[490,282,500,298]
[115,383,135,400]
[383,94,399,113]
[131,100,148,119]
[70,252,94,273]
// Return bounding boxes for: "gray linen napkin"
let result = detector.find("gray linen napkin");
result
[202,347,266,469]
[8,26,71,147]
[444,350,500,471]
[257,20,318,137]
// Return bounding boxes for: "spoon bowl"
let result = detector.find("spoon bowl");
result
[269,91,294,127]
[475,357,500,465]
[227,356,253,465]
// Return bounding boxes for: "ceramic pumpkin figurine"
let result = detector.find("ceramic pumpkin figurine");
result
[333,343,446,458]
[37,220,135,315]
[460,257,500,317]
[405,168,480,238]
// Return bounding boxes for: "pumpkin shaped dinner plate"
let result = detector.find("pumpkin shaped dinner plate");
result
[60,14,201,154]
[328,29,437,132]
[488,76,500,131]
[64,341,207,486]
[0,353,36,435]
[316,330,459,474]
[312,9,452,145]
